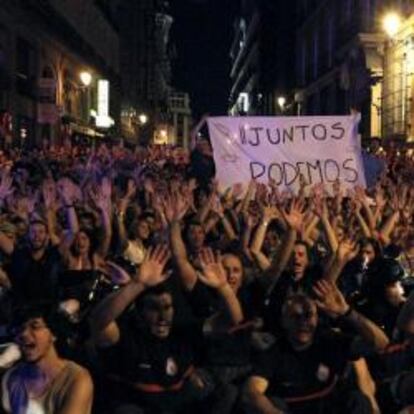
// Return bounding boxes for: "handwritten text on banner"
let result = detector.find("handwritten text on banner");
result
[207,116,366,192]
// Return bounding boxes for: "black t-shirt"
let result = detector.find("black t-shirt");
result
[260,266,323,333]
[367,339,414,382]
[7,244,62,303]
[202,328,252,367]
[185,280,254,367]
[252,330,355,403]
[357,300,402,339]
[99,311,203,408]
[188,149,215,187]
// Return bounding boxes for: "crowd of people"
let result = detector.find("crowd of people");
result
[0,132,411,413]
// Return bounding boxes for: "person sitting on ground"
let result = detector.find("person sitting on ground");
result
[90,244,243,414]
[1,303,93,414]
[242,280,389,414]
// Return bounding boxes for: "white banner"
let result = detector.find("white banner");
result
[207,116,366,192]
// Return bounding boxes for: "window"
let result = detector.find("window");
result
[16,37,35,97]
[41,66,54,79]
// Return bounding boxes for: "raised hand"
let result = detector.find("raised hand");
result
[262,204,280,222]
[313,196,329,221]
[232,182,244,199]
[162,192,191,223]
[117,180,136,215]
[332,179,343,198]
[42,179,57,211]
[337,238,359,263]
[389,192,400,212]
[137,245,171,287]
[101,177,112,199]
[282,198,305,232]
[57,177,80,206]
[255,183,268,206]
[179,182,196,211]
[350,195,362,215]
[242,210,255,229]
[354,185,367,203]
[197,248,227,290]
[268,179,281,206]
[188,178,198,193]
[14,194,37,219]
[0,170,13,201]
[126,178,137,199]
[312,279,349,318]
[211,195,225,218]
[104,261,131,285]
[310,182,325,198]
[89,177,112,214]
[143,177,154,194]
[374,187,386,210]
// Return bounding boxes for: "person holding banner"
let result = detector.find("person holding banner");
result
[206,115,365,194]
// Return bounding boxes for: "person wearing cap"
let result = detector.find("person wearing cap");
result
[1,304,93,414]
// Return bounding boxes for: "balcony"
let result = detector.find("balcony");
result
[15,73,36,99]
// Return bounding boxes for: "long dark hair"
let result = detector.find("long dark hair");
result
[70,227,98,260]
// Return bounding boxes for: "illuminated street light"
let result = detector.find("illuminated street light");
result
[160,129,167,138]
[80,71,92,87]
[383,12,401,37]
[138,113,148,125]
[277,96,286,110]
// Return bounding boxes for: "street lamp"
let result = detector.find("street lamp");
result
[79,72,92,123]
[138,113,148,125]
[277,96,286,112]
[80,71,92,87]
[383,12,401,38]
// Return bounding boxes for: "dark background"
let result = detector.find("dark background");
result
[171,0,238,117]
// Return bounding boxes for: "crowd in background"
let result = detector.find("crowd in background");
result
[0,131,411,413]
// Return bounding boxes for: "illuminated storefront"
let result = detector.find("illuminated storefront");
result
[382,13,414,142]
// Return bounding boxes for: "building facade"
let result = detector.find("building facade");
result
[116,0,173,144]
[168,91,192,148]
[0,0,120,147]
[228,0,296,116]
[382,12,414,141]
[295,0,414,140]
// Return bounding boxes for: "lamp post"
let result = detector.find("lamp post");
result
[135,113,149,145]
[80,71,92,87]
[138,113,148,125]
[277,96,286,114]
[79,71,92,123]
[382,12,401,38]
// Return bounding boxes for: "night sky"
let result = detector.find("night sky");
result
[170,0,238,118]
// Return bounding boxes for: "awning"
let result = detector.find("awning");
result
[70,123,101,137]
